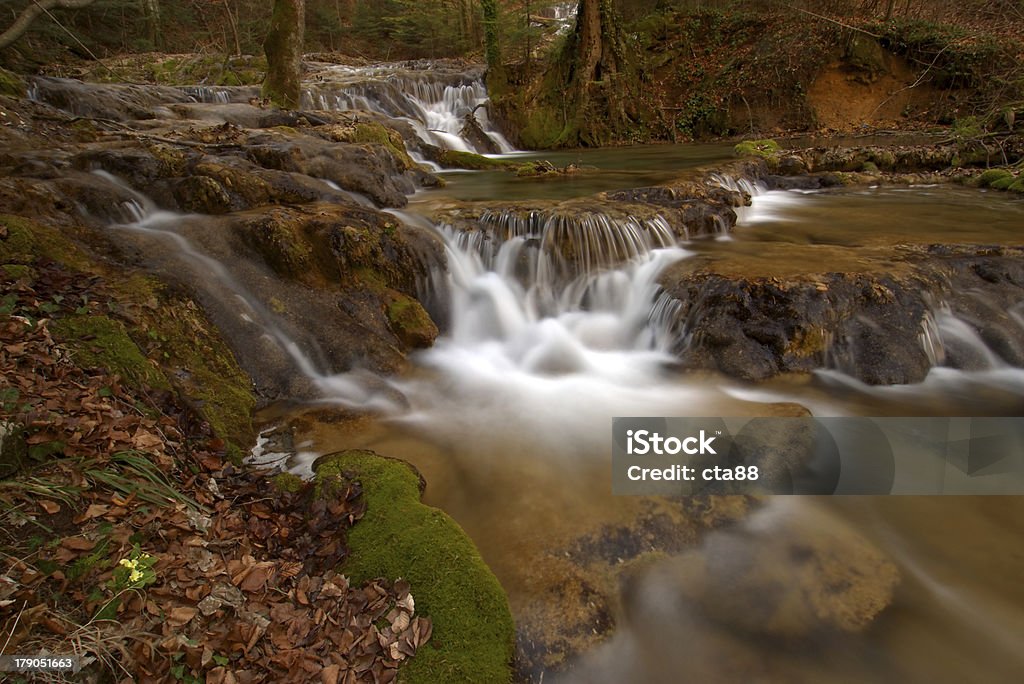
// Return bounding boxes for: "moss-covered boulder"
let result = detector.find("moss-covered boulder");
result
[978,168,1013,187]
[314,450,514,684]
[734,138,780,160]
[385,293,438,349]
[437,149,517,171]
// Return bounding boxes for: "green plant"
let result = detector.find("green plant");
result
[84,451,202,511]
[110,544,157,592]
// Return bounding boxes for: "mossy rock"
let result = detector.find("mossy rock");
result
[150,55,267,87]
[1008,179,1024,194]
[734,139,780,160]
[860,161,880,173]
[137,293,255,449]
[50,315,169,390]
[350,123,416,171]
[990,175,1017,190]
[0,214,92,272]
[315,450,514,684]
[0,68,26,98]
[386,294,438,349]
[241,212,315,280]
[977,169,1012,187]
[271,471,304,493]
[437,150,517,171]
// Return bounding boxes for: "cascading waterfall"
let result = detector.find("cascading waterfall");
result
[178,63,514,160]
[301,67,514,155]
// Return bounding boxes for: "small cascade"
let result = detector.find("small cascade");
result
[925,305,1008,370]
[301,64,514,155]
[89,171,340,395]
[446,209,679,297]
[180,85,257,104]
[711,173,805,225]
[550,2,578,34]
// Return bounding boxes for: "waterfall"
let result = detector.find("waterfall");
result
[301,65,514,155]
[177,62,514,158]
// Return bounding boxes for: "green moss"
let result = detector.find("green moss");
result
[978,169,1013,187]
[991,175,1017,190]
[437,150,517,171]
[515,105,564,150]
[1,264,32,280]
[316,450,514,684]
[146,303,255,449]
[244,215,314,279]
[349,123,417,170]
[860,161,880,173]
[50,315,169,390]
[271,471,304,493]
[1008,179,1024,194]
[0,215,41,264]
[150,56,266,87]
[0,68,26,98]
[0,214,92,271]
[734,139,780,159]
[386,294,438,349]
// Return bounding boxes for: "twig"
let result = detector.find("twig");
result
[778,3,882,38]
[1,600,26,654]
[869,42,957,119]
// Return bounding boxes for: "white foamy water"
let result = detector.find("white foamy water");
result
[302,65,514,155]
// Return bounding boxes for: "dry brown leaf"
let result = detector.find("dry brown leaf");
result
[39,500,60,515]
[320,664,340,684]
[167,605,197,627]
[60,536,96,551]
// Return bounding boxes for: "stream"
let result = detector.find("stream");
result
[51,62,1024,682]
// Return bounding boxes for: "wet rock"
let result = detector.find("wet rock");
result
[28,77,192,120]
[385,294,439,349]
[53,171,148,224]
[658,243,1024,384]
[659,270,935,383]
[638,503,900,638]
[245,137,416,206]
[459,113,500,154]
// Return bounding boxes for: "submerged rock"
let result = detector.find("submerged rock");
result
[629,502,900,638]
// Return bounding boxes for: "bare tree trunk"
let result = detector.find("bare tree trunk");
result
[0,0,98,51]
[263,0,305,109]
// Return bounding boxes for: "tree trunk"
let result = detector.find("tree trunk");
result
[560,0,627,144]
[142,0,162,49]
[572,0,620,86]
[0,0,98,51]
[263,0,305,109]
[481,0,500,70]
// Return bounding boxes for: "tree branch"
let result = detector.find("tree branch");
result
[0,0,98,51]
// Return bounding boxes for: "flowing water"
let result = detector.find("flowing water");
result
[69,68,1024,682]
[300,180,1023,681]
